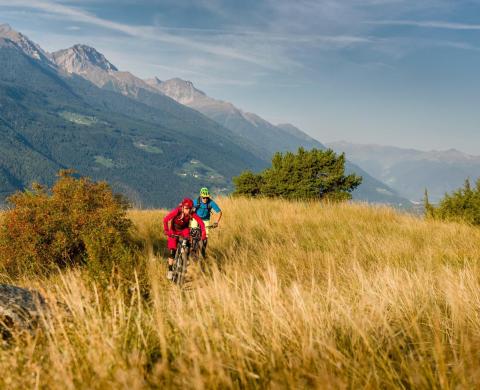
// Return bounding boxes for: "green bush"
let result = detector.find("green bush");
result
[0,170,140,280]
[233,148,362,201]
[424,179,480,225]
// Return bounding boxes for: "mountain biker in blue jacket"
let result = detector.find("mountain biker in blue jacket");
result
[192,187,222,257]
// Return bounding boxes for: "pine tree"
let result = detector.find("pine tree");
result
[426,178,480,225]
[232,170,264,197]
[233,148,362,201]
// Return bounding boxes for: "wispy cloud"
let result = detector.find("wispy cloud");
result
[368,20,480,30]
[0,0,378,69]
[442,41,480,51]
[148,23,372,47]
[0,0,282,68]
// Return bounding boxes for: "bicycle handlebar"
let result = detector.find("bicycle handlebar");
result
[169,232,205,239]
[168,223,215,239]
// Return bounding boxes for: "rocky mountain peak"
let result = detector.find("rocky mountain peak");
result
[0,23,50,63]
[52,44,118,73]
[0,23,13,33]
[145,76,162,86]
[146,77,206,105]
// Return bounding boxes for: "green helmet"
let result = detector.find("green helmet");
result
[199,187,210,198]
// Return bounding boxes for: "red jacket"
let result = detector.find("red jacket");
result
[163,207,207,240]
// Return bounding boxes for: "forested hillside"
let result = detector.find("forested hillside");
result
[0,38,265,207]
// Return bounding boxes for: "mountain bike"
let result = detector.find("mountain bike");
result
[189,226,203,262]
[190,222,217,263]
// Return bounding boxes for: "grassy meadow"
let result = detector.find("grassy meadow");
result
[1,197,480,388]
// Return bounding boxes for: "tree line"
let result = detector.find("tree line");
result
[425,179,480,225]
[233,146,479,226]
[233,148,362,201]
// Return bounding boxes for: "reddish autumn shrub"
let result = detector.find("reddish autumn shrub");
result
[0,170,139,280]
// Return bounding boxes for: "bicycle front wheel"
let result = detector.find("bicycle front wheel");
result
[175,247,189,286]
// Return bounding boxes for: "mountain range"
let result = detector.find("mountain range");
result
[329,141,480,202]
[0,24,267,206]
[0,23,410,207]
[142,78,409,206]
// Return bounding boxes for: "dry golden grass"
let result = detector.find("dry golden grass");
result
[1,197,480,389]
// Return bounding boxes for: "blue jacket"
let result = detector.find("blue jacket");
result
[193,198,221,220]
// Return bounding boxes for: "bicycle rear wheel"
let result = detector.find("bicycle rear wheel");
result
[191,238,201,261]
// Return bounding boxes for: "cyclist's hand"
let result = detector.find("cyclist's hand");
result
[212,222,219,228]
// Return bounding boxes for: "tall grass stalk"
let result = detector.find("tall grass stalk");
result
[1,198,480,388]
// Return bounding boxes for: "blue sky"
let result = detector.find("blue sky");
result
[1,0,480,154]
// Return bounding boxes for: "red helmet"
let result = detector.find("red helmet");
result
[181,198,194,208]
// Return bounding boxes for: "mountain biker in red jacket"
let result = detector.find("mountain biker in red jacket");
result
[163,198,206,280]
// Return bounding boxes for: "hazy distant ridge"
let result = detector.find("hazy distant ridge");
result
[329,141,480,202]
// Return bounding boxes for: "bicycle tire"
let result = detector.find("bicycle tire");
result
[177,249,188,285]
[201,238,207,259]
[198,240,206,273]
[191,238,201,261]
[171,244,182,284]
[172,239,189,286]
